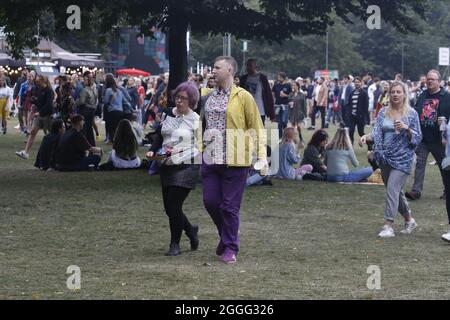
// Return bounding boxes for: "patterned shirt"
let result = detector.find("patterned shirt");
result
[204,88,230,164]
[373,108,422,174]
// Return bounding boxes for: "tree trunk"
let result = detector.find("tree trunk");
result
[167,17,188,95]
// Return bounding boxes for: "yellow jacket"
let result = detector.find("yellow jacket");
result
[200,86,267,167]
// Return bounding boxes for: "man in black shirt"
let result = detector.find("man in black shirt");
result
[55,114,103,171]
[406,70,450,201]
[272,72,292,138]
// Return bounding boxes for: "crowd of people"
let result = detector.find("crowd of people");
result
[2,56,450,262]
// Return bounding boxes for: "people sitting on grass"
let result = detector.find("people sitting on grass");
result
[325,125,373,183]
[277,127,313,180]
[300,129,328,180]
[360,133,382,175]
[55,114,103,171]
[246,147,275,186]
[246,168,274,186]
[34,119,65,171]
[101,119,142,170]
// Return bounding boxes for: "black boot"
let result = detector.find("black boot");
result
[187,225,199,251]
[165,243,181,256]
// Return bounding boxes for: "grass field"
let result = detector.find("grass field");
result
[1,119,449,300]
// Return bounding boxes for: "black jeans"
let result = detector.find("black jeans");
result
[311,105,326,128]
[348,114,365,145]
[103,104,110,140]
[162,185,194,244]
[79,107,96,146]
[108,110,124,142]
[443,170,450,224]
[342,105,351,127]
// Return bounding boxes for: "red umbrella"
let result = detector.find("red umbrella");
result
[116,68,151,77]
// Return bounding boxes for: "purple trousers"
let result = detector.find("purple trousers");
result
[201,163,250,254]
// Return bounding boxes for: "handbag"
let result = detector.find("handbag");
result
[332,101,340,112]
[332,97,340,112]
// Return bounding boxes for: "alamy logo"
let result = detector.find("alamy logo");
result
[367,5,381,30]
[366,265,381,290]
[66,265,81,290]
[66,5,81,30]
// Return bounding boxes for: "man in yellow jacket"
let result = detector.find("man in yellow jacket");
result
[201,56,267,264]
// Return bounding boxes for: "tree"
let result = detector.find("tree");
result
[0,0,428,90]
[190,1,450,81]
[351,0,450,79]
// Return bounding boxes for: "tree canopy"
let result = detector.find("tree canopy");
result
[191,0,450,81]
[0,0,430,88]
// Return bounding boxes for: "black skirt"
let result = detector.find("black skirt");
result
[159,164,200,190]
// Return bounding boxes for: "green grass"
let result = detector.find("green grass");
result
[1,119,449,300]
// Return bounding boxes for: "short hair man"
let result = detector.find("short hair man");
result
[201,56,267,264]
[272,71,292,137]
[406,69,450,201]
[240,58,275,125]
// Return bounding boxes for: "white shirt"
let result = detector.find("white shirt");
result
[0,86,12,107]
[161,109,200,165]
[368,83,377,111]
[314,85,321,103]
[341,84,348,100]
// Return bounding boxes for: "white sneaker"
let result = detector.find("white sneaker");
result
[400,218,417,234]
[378,225,395,238]
[441,230,450,243]
[15,150,29,159]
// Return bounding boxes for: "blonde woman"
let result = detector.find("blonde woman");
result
[373,81,422,238]
[375,81,390,118]
[277,127,312,180]
[325,126,373,182]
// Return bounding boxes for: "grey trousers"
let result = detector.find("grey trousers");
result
[381,165,411,222]
[411,141,446,194]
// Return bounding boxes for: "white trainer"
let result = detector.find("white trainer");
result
[378,225,395,238]
[15,150,29,159]
[441,231,450,243]
[400,218,417,234]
